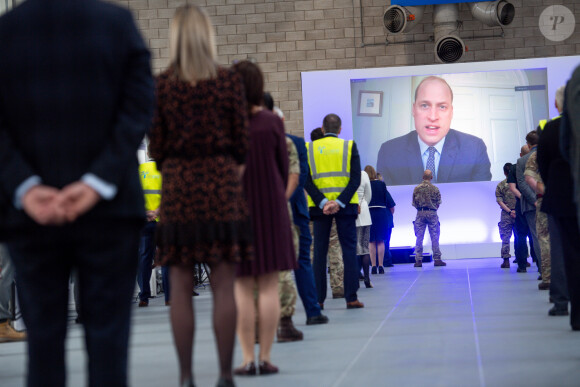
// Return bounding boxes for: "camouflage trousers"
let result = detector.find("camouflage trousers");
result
[278,203,299,318]
[413,210,441,261]
[536,198,551,283]
[498,211,515,259]
[310,220,344,297]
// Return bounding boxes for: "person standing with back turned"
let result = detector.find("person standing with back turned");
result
[0,0,154,385]
[412,170,445,267]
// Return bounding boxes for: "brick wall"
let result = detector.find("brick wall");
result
[114,0,580,137]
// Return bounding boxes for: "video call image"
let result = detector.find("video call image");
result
[350,68,549,186]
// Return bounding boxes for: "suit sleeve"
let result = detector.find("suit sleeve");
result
[0,112,38,204]
[517,157,536,205]
[337,141,361,205]
[83,12,154,190]
[472,139,492,181]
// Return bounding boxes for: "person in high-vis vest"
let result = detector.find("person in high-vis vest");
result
[137,158,162,307]
[304,113,364,309]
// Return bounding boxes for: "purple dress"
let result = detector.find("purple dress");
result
[237,110,297,276]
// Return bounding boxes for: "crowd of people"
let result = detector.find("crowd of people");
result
[1,2,580,387]
[494,83,580,328]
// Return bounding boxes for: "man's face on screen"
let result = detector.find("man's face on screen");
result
[412,78,453,147]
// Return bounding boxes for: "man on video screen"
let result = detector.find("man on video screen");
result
[376,76,492,186]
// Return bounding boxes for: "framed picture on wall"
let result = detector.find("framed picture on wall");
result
[357,90,383,117]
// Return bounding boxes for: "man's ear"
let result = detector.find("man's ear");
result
[338,127,342,135]
[321,127,326,134]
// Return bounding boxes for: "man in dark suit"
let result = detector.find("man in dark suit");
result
[287,134,329,325]
[376,76,492,186]
[305,114,364,309]
[0,0,154,385]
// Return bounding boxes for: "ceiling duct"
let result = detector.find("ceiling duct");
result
[469,0,515,27]
[433,3,465,63]
[383,5,426,34]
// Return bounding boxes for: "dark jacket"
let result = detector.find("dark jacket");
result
[0,0,154,236]
[376,129,492,186]
[287,134,310,225]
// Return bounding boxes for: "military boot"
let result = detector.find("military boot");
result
[277,317,303,343]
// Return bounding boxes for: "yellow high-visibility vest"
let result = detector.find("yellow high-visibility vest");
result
[538,115,561,131]
[306,136,359,208]
[139,161,161,221]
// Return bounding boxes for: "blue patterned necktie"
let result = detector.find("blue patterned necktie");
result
[426,146,436,182]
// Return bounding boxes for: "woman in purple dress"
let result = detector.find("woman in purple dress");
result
[232,61,296,376]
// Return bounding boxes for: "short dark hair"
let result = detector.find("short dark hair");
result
[263,92,274,111]
[322,114,341,134]
[525,130,539,146]
[310,127,324,141]
[232,60,263,108]
[503,162,512,176]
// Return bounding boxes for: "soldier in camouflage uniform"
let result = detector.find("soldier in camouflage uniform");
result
[309,221,344,298]
[524,151,551,290]
[412,170,445,267]
[277,136,302,342]
[496,163,517,268]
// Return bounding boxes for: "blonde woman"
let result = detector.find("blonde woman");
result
[149,5,251,387]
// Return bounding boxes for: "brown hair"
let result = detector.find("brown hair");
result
[364,165,377,180]
[232,60,264,110]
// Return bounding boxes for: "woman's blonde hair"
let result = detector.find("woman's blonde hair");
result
[169,5,217,83]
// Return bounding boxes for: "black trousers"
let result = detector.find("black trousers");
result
[312,213,359,303]
[8,219,141,387]
[553,216,580,329]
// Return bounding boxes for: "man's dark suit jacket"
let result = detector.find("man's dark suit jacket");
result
[537,117,575,218]
[0,0,154,237]
[376,129,492,186]
[305,134,361,217]
[287,134,310,226]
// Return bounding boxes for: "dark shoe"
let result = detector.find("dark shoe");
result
[346,300,365,309]
[318,302,324,310]
[332,292,344,299]
[258,361,279,375]
[371,266,377,274]
[306,314,329,325]
[364,280,373,288]
[537,275,542,281]
[378,266,385,274]
[434,259,446,266]
[234,362,256,376]
[512,259,517,263]
[538,282,550,290]
[277,317,303,343]
[359,273,364,280]
[548,306,569,316]
[500,259,510,269]
[414,261,422,267]
[193,290,199,296]
[216,377,234,387]
[526,261,531,267]
[138,300,148,307]
[165,301,171,306]
[516,267,527,273]
[572,325,580,331]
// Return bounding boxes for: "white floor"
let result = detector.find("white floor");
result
[1,258,579,387]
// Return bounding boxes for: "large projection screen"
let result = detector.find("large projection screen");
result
[301,56,580,259]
